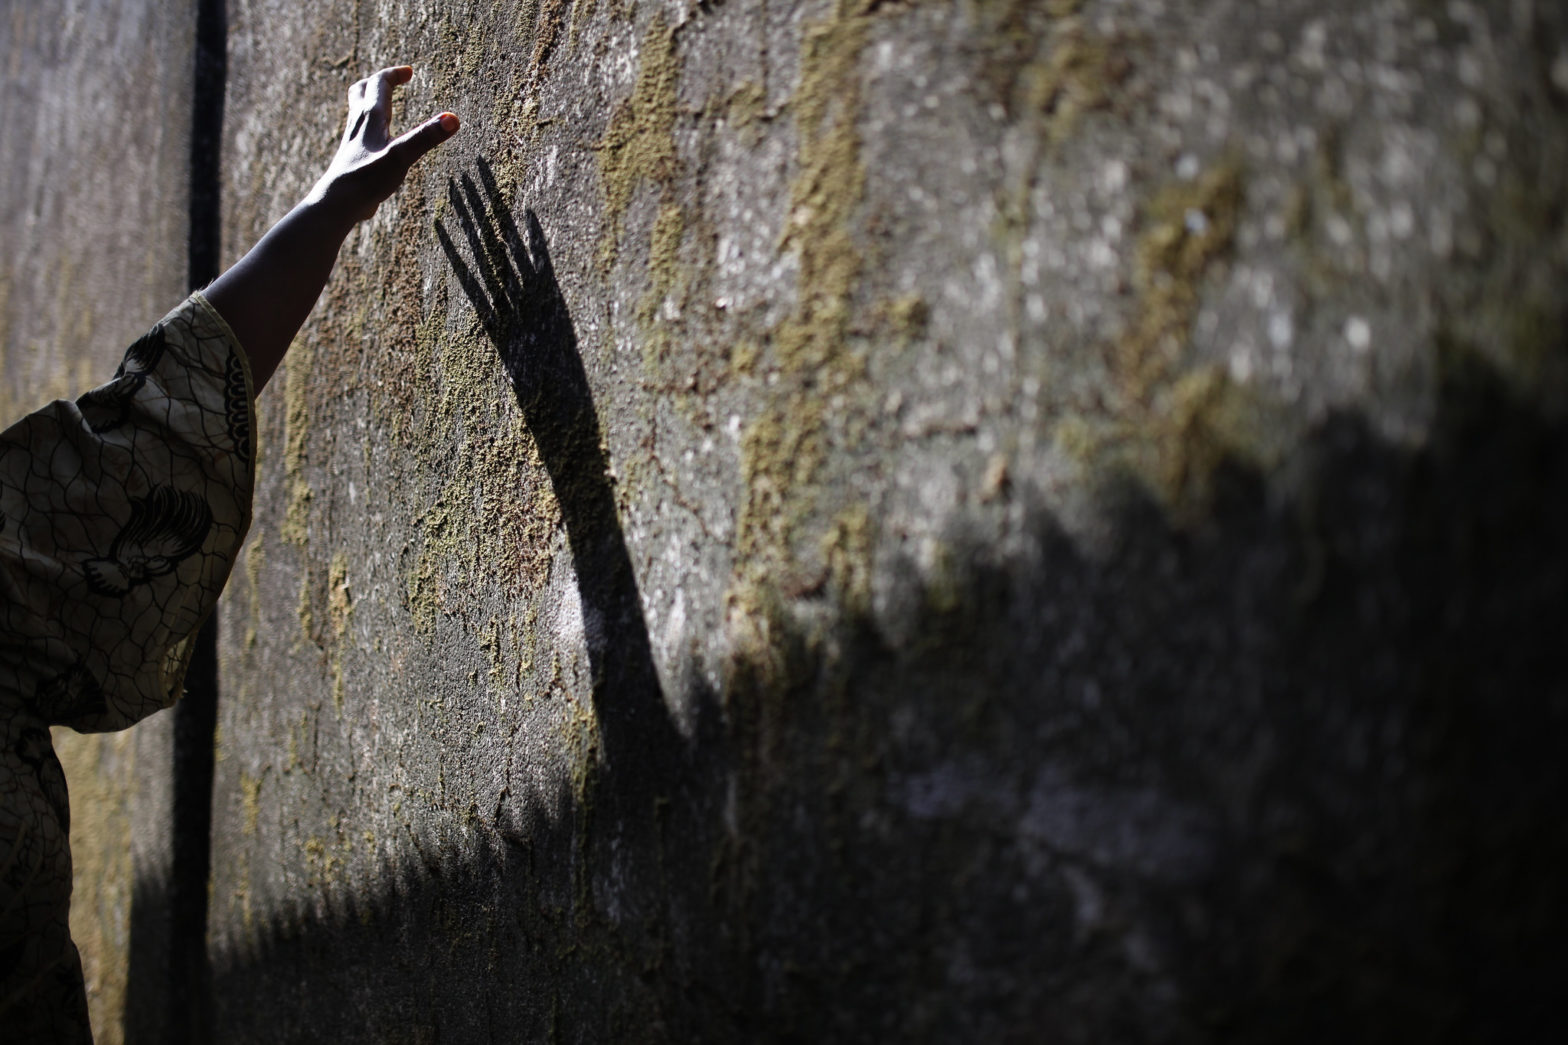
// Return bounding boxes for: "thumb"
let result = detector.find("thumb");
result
[389,112,461,170]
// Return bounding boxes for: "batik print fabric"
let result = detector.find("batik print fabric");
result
[0,292,254,1042]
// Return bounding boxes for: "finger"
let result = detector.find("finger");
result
[524,208,555,285]
[475,158,532,278]
[460,172,525,307]
[370,66,413,114]
[448,176,514,312]
[388,112,461,170]
[344,78,370,138]
[366,71,403,143]
[435,219,506,345]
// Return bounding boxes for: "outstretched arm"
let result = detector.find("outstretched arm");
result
[205,65,459,390]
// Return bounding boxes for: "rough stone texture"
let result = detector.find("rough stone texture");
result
[0,1,194,419]
[0,3,197,1042]
[210,1,1568,1041]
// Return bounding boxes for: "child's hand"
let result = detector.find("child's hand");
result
[307,65,460,225]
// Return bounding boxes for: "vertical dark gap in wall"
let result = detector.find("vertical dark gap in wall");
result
[170,1,226,1042]
[187,0,226,291]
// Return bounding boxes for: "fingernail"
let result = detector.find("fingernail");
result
[439,113,461,133]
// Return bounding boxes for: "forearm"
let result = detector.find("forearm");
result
[200,66,458,392]
[203,196,357,391]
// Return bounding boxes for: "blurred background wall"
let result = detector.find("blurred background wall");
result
[6,1,1568,1041]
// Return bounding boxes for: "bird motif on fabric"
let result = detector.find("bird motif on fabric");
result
[83,486,212,597]
[76,323,167,433]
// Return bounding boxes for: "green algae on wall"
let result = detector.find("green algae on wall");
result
[734,0,876,598]
[402,324,559,635]
[596,13,681,270]
[281,338,316,547]
[1024,15,1129,144]
[638,200,688,371]
[1047,157,1280,517]
[243,536,266,650]
[240,770,264,836]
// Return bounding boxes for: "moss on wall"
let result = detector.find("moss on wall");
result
[402,351,558,635]
[280,338,316,547]
[732,0,878,615]
[243,536,266,651]
[1023,154,1284,519]
[596,13,680,270]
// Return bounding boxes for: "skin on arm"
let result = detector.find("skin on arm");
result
[204,65,460,390]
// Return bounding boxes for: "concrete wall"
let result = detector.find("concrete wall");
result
[205,0,1568,1039]
[6,0,1567,1040]
[0,1,193,418]
[0,3,196,1042]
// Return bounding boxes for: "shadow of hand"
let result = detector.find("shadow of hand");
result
[436,160,678,785]
[436,159,581,430]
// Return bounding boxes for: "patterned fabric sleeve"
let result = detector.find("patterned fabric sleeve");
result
[0,292,255,732]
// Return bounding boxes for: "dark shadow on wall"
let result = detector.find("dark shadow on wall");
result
[436,158,715,833]
[197,193,1568,1041]
[123,871,172,1045]
[436,162,731,1026]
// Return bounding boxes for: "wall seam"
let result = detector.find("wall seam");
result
[168,1,227,1041]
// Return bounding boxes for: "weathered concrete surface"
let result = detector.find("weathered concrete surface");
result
[211,0,1568,1040]
[0,3,197,1042]
[0,1,194,419]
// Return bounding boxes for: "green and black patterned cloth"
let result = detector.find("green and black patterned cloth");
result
[0,293,253,1042]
